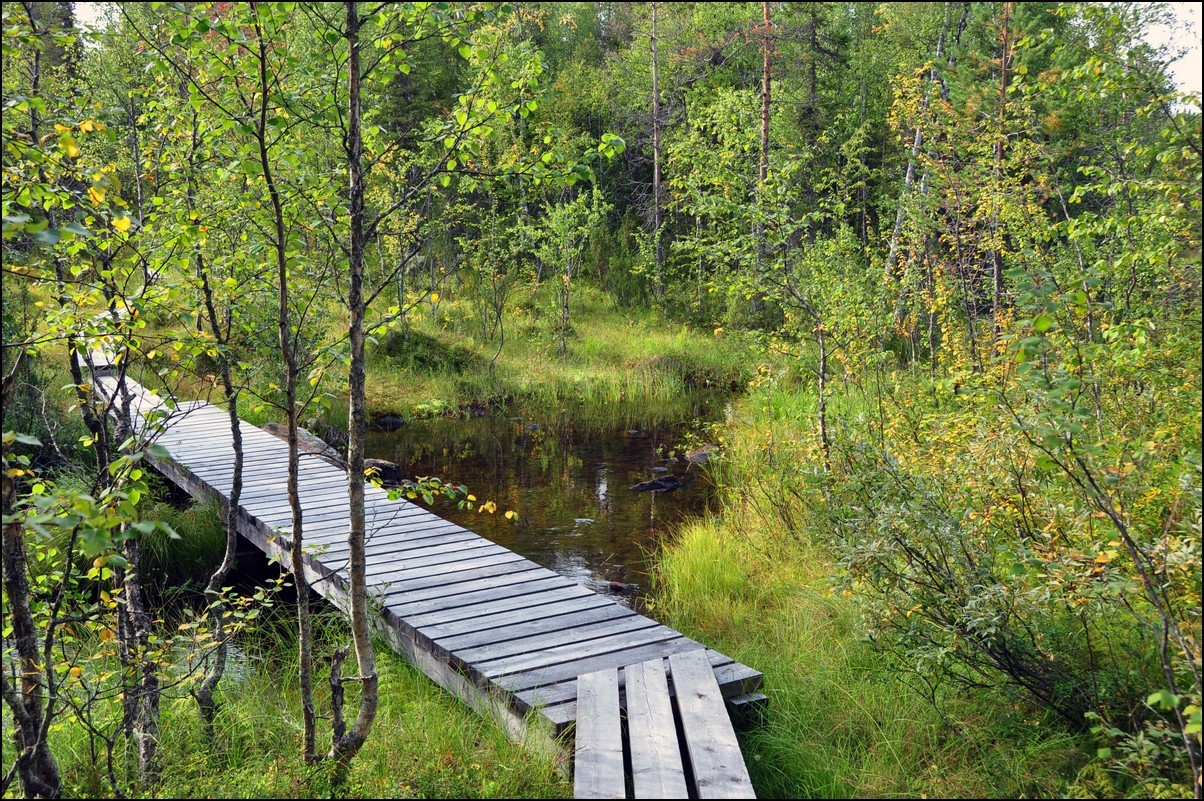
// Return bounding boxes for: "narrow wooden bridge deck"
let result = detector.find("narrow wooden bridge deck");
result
[94,371,762,793]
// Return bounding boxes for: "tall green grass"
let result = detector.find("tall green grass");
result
[651,513,1085,798]
[44,607,570,799]
[363,285,751,429]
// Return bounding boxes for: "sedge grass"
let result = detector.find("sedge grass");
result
[651,513,1085,798]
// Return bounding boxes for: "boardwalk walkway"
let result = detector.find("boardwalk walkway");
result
[94,371,761,790]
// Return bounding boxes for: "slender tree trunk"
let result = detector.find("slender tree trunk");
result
[1,357,61,799]
[329,2,379,786]
[885,2,950,282]
[121,533,159,787]
[650,3,663,301]
[194,255,243,739]
[760,2,771,188]
[990,1,1011,341]
[752,1,772,314]
[250,1,316,761]
[817,329,831,473]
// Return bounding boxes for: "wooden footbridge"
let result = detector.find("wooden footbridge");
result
[94,368,763,798]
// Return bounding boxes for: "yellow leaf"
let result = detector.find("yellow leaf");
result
[112,215,131,233]
[89,186,106,205]
[99,628,114,642]
[504,510,518,520]
[69,666,82,678]
[429,292,440,303]
[55,123,70,132]
[80,120,95,133]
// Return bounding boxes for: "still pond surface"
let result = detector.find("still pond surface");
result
[366,410,725,611]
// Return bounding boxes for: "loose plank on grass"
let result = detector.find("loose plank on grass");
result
[573,668,624,800]
[626,657,689,799]
[668,650,755,799]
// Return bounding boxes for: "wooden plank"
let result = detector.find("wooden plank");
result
[513,650,746,714]
[314,527,478,553]
[463,615,658,669]
[244,491,417,522]
[385,569,565,607]
[385,575,572,617]
[198,460,346,486]
[483,624,679,678]
[626,658,689,800]
[230,477,350,502]
[668,650,755,799]
[502,636,702,696]
[400,583,597,629]
[449,610,644,664]
[351,537,498,566]
[379,564,554,603]
[573,668,624,800]
[368,554,534,590]
[366,549,527,584]
[176,448,298,471]
[266,507,442,538]
[432,600,626,651]
[238,489,350,514]
[709,662,764,699]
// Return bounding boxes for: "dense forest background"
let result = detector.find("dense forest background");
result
[3,1,1201,798]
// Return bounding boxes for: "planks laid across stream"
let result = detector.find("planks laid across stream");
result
[93,373,763,748]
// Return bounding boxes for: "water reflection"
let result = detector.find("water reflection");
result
[366,415,720,611]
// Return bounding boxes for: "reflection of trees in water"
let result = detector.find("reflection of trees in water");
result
[365,413,718,606]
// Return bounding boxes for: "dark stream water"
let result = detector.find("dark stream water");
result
[365,410,726,611]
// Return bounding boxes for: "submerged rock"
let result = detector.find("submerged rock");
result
[630,475,683,493]
[685,443,717,464]
[651,466,670,474]
[369,413,405,432]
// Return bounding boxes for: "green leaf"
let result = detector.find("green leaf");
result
[1147,689,1177,710]
[1033,314,1053,332]
[31,227,61,245]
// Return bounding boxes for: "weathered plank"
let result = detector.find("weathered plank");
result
[573,668,625,800]
[515,649,759,719]
[384,574,571,616]
[401,583,598,629]
[433,601,627,651]
[668,650,755,799]
[499,636,703,694]
[455,613,654,666]
[626,658,689,799]
[484,625,683,678]
[367,550,530,584]
[375,558,537,592]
